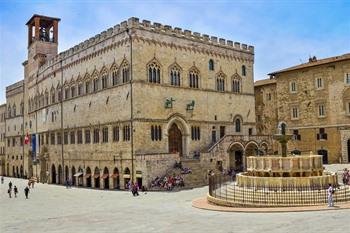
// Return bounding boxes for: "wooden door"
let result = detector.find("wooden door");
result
[168,124,183,156]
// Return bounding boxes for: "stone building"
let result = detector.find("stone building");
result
[256,54,350,164]
[3,14,271,189]
[0,104,6,175]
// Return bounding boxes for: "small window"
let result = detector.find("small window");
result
[151,125,162,141]
[347,102,350,115]
[102,73,108,89]
[248,128,253,136]
[317,128,327,140]
[94,79,99,92]
[85,81,91,94]
[78,84,83,96]
[70,131,75,144]
[345,73,350,85]
[191,126,200,141]
[235,119,241,133]
[208,59,214,71]
[64,132,68,144]
[318,104,325,117]
[220,126,225,138]
[241,65,246,76]
[102,127,108,143]
[50,133,55,145]
[290,81,297,93]
[71,86,76,98]
[113,126,119,142]
[77,130,83,144]
[85,129,91,144]
[65,88,70,99]
[315,77,324,89]
[123,125,130,141]
[57,132,62,144]
[93,128,100,143]
[291,107,299,120]
[122,62,129,83]
[292,129,301,140]
[232,79,240,93]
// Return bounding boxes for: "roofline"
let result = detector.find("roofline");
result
[268,54,350,76]
[254,79,276,87]
[26,14,61,25]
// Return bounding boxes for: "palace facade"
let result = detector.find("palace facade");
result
[255,54,350,163]
[2,14,272,189]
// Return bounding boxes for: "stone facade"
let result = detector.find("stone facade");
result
[0,104,6,175]
[256,54,350,164]
[2,15,267,189]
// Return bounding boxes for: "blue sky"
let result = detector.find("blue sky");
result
[0,0,349,103]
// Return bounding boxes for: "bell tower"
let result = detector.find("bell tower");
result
[26,14,60,68]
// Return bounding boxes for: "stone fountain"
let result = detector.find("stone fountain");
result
[207,123,350,207]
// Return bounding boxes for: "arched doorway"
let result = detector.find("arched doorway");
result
[124,167,130,189]
[71,166,76,186]
[65,166,69,183]
[348,139,350,163]
[168,123,183,156]
[51,164,57,184]
[58,165,63,184]
[228,143,244,172]
[245,142,259,157]
[102,167,109,189]
[16,166,19,178]
[318,149,328,164]
[112,167,120,189]
[12,166,15,177]
[6,163,9,176]
[94,167,100,188]
[20,165,24,178]
[85,167,92,187]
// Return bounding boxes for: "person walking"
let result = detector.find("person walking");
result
[24,186,30,199]
[8,188,12,198]
[9,181,12,190]
[1,176,4,184]
[328,184,334,207]
[14,186,18,198]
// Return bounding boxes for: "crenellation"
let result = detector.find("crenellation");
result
[128,17,139,27]
[210,36,218,43]
[219,38,225,45]
[234,42,240,49]
[164,25,172,31]
[248,45,254,53]
[113,24,120,32]
[153,22,162,29]
[142,20,151,27]
[120,20,127,29]
[227,40,233,46]
[241,44,247,50]
[184,29,192,36]
[202,34,210,41]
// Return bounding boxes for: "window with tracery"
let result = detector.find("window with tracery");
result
[216,74,225,92]
[232,79,241,93]
[170,66,181,86]
[111,66,119,86]
[148,62,161,83]
[122,62,129,83]
[189,69,199,88]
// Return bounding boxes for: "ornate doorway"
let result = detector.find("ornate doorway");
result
[51,164,56,184]
[168,123,183,156]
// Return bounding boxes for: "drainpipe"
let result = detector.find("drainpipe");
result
[126,28,134,183]
[60,60,64,184]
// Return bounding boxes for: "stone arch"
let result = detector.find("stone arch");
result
[165,114,190,157]
[228,142,245,171]
[58,164,63,184]
[123,167,131,189]
[85,166,92,187]
[102,167,109,189]
[245,141,259,156]
[233,115,243,133]
[259,141,269,155]
[71,166,76,186]
[112,167,120,189]
[94,167,100,188]
[65,165,69,182]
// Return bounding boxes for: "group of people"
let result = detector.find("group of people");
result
[173,161,192,174]
[151,174,185,190]
[342,168,350,185]
[3,178,30,199]
[64,179,73,189]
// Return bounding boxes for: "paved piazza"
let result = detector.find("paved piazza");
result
[0,176,349,233]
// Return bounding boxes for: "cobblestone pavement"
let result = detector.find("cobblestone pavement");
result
[0,176,349,233]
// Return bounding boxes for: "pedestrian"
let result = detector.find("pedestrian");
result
[24,186,30,199]
[8,188,12,198]
[9,181,12,190]
[64,179,68,189]
[1,176,4,184]
[14,185,18,198]
[342,168,348,185]
[328,183,334,207]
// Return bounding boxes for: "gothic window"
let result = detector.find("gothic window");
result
[12,105,16,117]
[93,78,100,92]
[71,86,76,98]
[216,73,225,92]
[123,125,130,141]
[151,125,162,141]
[189,69,200,88]
[220,126,225,138]
[65,87,70,99]
[7,106,11,118]
[85,129,91,144]
[57,89,62,101]
[45,92,49,106]
[70,131,75,144]
[50,132,55,145]
[51,90,55,104]
[241,65,246,76]
[113,126,119,142]
[121,61,130,83]
[78,83,83,96]
[102,127,108,143]
[208,59,214,71]
[191,126,200,140]
[57,132,62,145]
[93,128,100,144]
[85,81,91,94]
[64,131,68,144]
[101,72,108,89]
[232,79,241,93]
[148,61,161,83]
[111,66,119,86]
[235,118,241,133]
[170,65,181,86]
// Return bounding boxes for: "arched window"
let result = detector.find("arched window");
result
[235,118,241,132]
[101,71,108,89]
[7,106,11,118]
[241,65,246,76]
[148,61,161,83]
[12,105,16,117]
[189,68,200,88]
[45,92,49,106]
[121,61,130,83]
[232,79,241,93]
[111,65,119,86]
[209,59,214,71]
[170,65,181,86]
[216,73,225,92]
[20,102,24,115]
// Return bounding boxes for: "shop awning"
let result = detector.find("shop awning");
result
[74,172,83,177]
[123,174,130,178]
[84,174,91,178]
[102,174,109,179]
[110,173,119,178]
[94,174,100,179]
